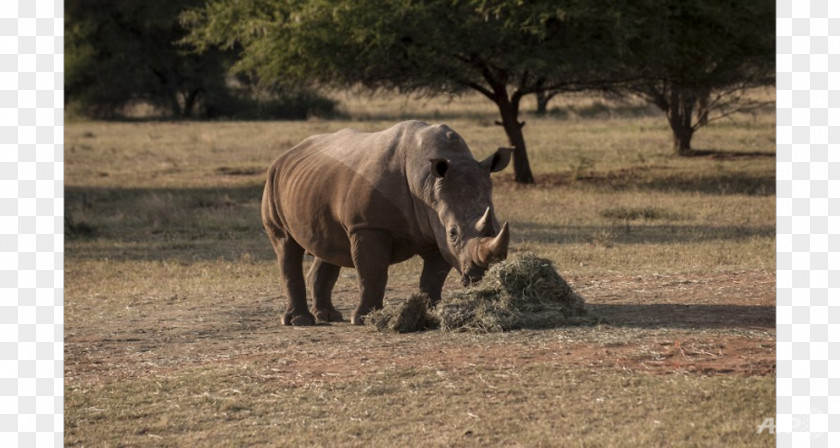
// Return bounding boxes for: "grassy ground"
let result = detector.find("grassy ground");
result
[65,91,775,447]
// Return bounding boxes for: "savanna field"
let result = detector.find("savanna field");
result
[65,92,776,446]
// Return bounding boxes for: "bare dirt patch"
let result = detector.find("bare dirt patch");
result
[66,270,774,392]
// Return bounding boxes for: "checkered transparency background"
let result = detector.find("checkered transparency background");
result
[0,0,836,446]
[777,0,840,446]
[1,0,64,446]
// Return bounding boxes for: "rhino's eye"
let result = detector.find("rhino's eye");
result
[448,226,459,242]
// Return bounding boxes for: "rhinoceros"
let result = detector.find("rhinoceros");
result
[261,120,511,325]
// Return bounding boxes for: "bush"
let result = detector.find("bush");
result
[202,89,338,120]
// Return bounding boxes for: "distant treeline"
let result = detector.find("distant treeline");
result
[67,0,774,180]
[65,0,337,120]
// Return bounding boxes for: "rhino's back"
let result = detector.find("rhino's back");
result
[264,122,430,266]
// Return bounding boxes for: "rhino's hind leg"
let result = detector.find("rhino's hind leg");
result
[270,235,316,326]
[349,230,392,325]
[307,258,344,323]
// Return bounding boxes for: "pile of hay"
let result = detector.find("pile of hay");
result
[366,293,439,333]
[369,253,591,333]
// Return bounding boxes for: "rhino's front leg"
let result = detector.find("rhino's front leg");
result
[419,251,452,306]
[307,257,344,323]
[349,230,392,325]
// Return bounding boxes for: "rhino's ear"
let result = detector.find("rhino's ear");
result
[481,147,513,173]
[430,158,449,178]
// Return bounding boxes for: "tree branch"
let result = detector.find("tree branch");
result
[691,96,770,130]
[465,81,496,101]
[689,83,771,130]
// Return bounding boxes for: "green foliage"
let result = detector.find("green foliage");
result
[183,0,633,182]
[66,0,232,118]
[183,0,623,96]
[615,0,775,153]
[200,86,338,120]
[623,0,774,88]
[65,0,336,120]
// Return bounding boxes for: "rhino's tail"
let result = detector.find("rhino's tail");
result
[261,163,288,241]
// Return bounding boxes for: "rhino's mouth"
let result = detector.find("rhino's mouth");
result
[461,264,487,286]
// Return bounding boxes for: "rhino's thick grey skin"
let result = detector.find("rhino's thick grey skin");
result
[261,120,511,326]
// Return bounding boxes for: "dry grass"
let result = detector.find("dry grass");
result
[66,362,774,447]
[65,90,775,447]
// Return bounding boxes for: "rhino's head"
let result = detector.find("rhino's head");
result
[425,141,513,286]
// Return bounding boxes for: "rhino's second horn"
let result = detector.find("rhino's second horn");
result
[475,207,494,234]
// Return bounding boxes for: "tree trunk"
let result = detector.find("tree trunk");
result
[493,93,534,184]
[168,94,182,119]
[671,124,693,155]
[667,88,696,156]
[535,91,557,115]
[182,88,204,119]
[507,120,534,184]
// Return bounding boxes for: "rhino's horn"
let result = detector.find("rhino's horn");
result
[475,207,494,235]
[477,222,510,267]
[488,222,510,258]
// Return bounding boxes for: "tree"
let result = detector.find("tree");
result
[66,0,231,118]
[617,1,775,155]
[534,90,560,115]
[183,0,628,183]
